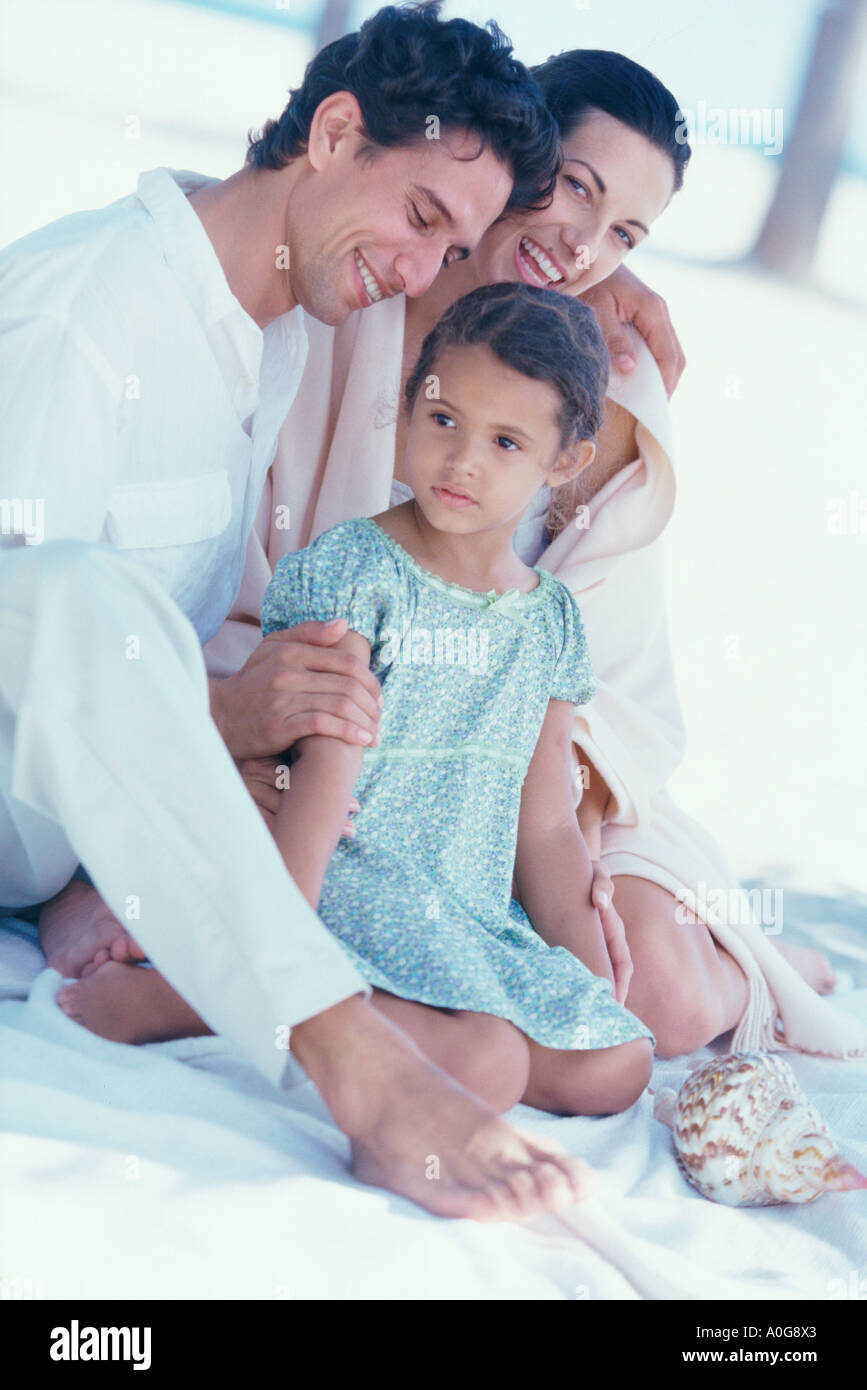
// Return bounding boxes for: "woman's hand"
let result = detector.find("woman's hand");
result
[580,263,686,396]
[590,864,633,1005]
[239,754,359,838]
[209,618,383,761]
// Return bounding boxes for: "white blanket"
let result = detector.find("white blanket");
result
[2,916,865,1301]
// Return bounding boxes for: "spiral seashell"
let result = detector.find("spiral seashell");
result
[653,1052,867,1207]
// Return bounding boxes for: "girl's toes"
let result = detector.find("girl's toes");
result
[110,933,147,963]
[81,949,108,978]
[57,984,82,1020]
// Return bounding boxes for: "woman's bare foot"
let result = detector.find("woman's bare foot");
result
[39,879,147,979]
[290,996,595,1222]
[772,940,837,994]
[57,961,209,1043]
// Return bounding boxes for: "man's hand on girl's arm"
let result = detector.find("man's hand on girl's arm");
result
[208,617,383,761]
[580,262,686,396]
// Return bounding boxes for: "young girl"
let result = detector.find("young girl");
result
[57,282,653,1118]
[261,281,654,1117]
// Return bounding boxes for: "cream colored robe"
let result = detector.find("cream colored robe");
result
[205,295,867,1059]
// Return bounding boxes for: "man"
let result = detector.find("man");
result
[0,2,601,1221]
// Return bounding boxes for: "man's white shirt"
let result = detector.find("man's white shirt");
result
[0,167,309,644]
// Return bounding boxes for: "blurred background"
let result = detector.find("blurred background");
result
[1,0,865,958]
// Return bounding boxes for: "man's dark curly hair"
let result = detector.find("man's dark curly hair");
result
[405,282,610,448]
[246,2,560,212]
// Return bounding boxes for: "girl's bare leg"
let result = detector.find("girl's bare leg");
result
[522,1036,653,1116]
[370,991,531,1114]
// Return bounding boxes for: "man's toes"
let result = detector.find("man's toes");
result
[530,1157,581,1209]
[459,1178,523,1224]
[502,1164,545,1217]
[564,1154,596,1200]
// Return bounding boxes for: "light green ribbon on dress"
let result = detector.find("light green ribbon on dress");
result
[485,587,531,625]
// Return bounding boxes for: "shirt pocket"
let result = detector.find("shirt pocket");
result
[103,472,232,549]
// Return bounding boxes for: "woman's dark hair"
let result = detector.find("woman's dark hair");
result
[405,282,609,450]
[530,49,690,192]
[247,2,561,212]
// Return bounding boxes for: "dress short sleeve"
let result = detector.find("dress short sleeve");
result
[549,582,596,706]
[261,519,393,651]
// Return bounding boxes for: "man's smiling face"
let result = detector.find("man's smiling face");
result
[284,93,514,324]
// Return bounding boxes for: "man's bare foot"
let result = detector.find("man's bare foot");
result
[39,879,147,979]
[772,940,837,994]
[57,961,209,1043]
[290,996,594,1223]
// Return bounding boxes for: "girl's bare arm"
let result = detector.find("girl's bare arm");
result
[270,628,371,908]
[514,699,614,988]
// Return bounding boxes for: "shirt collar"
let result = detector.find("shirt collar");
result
[136,167,260,337]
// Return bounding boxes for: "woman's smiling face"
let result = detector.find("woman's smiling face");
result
[471,108,677,296]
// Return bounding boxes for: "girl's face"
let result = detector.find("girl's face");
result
[469,109,676,297]
[404,343,593,535]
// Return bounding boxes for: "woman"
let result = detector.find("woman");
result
[207,48,865,1060]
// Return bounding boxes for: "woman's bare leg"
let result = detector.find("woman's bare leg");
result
[370,991,531,1114]
[522,1036,653,1116]
[613,875,749,1056]
[613,877,836,1059]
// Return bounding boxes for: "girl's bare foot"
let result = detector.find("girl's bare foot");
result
[39,879,147,979]
[772,940,837,994]
[290,996,595,1222]
[57,961,208,1043]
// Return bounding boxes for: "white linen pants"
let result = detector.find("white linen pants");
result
[0,541,367,1086]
